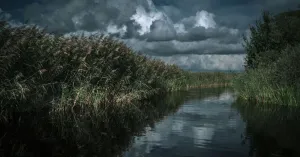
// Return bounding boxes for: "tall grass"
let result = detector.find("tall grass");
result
[0,20,234,111]
[0,21,233,106]
[0,90,185,157]
[232,70,299,106]
[232,45,300,106]
[0,21,235,156]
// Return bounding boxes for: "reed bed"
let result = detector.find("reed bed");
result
[0,21,234,156]
[0,20,233,113]
[232,45,300,106]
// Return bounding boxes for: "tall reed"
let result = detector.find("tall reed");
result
[0,21,235,156]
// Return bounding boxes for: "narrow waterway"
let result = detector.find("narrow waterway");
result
[2,88,300,157]
[123,88,300,157]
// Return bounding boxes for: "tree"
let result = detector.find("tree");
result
[243,11,276,70]
[243,9,300,70]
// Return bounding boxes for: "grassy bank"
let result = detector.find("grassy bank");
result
[0,21,234,156]
[232,45,300,106]
[1,89,184,157]
[232,66,300,106]
[232,9,300,106]
[0,21,233,107]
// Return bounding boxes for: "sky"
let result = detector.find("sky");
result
[0,0,299,71]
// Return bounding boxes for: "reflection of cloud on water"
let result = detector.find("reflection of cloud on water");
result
[203,92,235,102]
[172,119,184,132]
[124,91,247,157]
[193,126,215,148]
[178,91,235,119]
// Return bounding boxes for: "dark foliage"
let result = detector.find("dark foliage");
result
[243,10,300,70]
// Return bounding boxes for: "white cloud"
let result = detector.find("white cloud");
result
[106,23,127,37]
[174,23,187,34]
[129,0,178,41]
[130,5,163,35]
[194,10,216,29]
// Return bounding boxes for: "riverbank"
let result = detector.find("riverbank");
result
[232,9,300,106]
[232,66,300,106]
[0,21,235,156]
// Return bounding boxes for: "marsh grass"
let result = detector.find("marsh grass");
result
[232,45,300,106]
[1,90,185,157]
[0,20,234,113]
[235,9,300,106]
[232,65,300,106]
[0,87,229,157]
[0,21,234,156]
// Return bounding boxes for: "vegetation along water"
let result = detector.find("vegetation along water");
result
[1,7,300,157]
[232,9,300,106]
[0,21,234,156]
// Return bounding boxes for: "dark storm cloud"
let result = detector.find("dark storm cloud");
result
[153,0,299,29]
[146,19,177,41]
[1,0,298,71]
[122,38,244,56]
[176,27,241,42]
[0,8,11,20]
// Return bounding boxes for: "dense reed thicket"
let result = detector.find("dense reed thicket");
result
[0,21,232,109]
[232,9,300,106]
[0,21,234,156]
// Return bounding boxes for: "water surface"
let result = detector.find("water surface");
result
[123,88,300,157]
[2,88,300,157]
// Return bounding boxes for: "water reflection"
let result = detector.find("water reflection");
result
[124,89,300,157]
[0,88,226,157]
[124,88,250,157]
[3,87,300,157]
[233,100,300,157]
